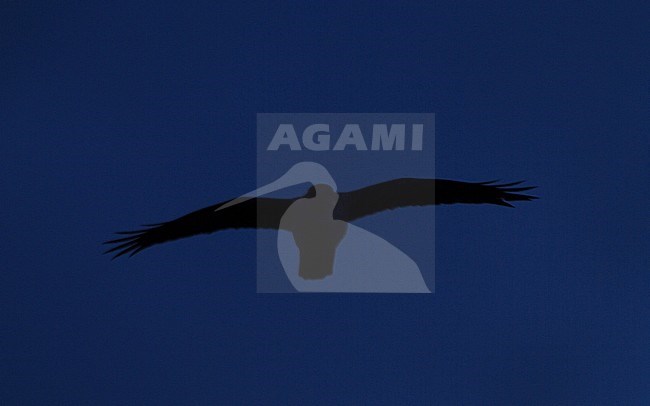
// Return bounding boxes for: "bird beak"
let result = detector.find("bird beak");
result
[214,161,336,212]
[214,177,293,212]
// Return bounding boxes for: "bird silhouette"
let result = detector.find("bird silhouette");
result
[104,162,537,261]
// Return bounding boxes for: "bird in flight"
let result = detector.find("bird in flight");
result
[104,162,537,261]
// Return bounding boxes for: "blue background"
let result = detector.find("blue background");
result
[2,1,648,404]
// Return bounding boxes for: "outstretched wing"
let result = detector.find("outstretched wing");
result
[334,178,537,221]
[105,178,536,258]
[104,197,294,259]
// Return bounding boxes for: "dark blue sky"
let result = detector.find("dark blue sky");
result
[2,1,648,404]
